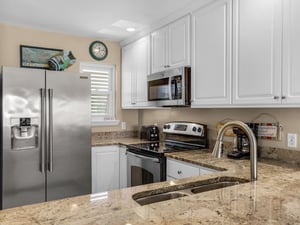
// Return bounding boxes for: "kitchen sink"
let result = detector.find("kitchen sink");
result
[133,176,249,205]
[190,181,240,194]
[135,192,188,206]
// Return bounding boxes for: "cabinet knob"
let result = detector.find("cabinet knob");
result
[282,96,286,100]
[164,65,170,68]
[177,170,182,174]
[273,96,280,100]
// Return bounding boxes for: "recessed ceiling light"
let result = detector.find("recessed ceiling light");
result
[126,27,135,32]
[112,20,144,31]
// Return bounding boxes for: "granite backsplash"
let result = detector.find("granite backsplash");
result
[208,139,300,165]
[92,130,300,165]
[92,130,138,143]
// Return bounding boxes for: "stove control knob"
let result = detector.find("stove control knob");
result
[163,125,167,129]
[192,127,197,132]
[197,127,202,133]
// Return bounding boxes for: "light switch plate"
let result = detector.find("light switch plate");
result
[287,133,297,148]
[121,122,126,130]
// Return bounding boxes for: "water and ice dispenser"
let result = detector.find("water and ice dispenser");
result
[11,117,38,150]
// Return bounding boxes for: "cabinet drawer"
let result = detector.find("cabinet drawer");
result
[167,158,199,179]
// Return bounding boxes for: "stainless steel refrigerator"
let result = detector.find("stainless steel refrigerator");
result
[0,66,91,209]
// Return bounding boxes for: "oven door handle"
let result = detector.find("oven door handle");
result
[126,151,160,163]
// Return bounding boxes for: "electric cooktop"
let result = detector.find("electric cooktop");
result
[127,121,208,156]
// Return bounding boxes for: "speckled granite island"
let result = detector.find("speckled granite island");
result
[1,146,300,224]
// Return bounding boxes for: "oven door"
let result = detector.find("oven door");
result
[126,151,164,187]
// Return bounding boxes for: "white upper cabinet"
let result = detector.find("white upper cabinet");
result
[168,16,191,68]
[151,26,168,73]
[122,35,154,108]
[151,15,190,73]
[121,0,300,107]
[282,0,300,104]
[232,0,282,105]
[191,0,232,107]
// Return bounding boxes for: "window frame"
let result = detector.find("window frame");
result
[80,62,119,126]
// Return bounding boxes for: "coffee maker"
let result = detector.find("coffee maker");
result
[227,127,250,159]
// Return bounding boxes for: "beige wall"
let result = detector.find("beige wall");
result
[0,23,139,132]
[140,108,300,151]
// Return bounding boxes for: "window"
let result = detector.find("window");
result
[80,63,119,126]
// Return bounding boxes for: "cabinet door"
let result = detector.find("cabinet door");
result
[168,15,191,68]
[232,0,282,105]
[191,0,232,106]
[151,16,191,74]
[121,36,152,108]
[134,36,151,106]
[151,26,168,73]
[282,0,300,104]
[121,43,134,108]
[92,146,120,193]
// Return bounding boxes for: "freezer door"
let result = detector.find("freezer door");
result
[46,71,91,201]
[1,67,46,209]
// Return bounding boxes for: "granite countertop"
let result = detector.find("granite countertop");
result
[1,146,300,224]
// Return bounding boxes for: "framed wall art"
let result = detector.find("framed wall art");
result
[20,45,63,69]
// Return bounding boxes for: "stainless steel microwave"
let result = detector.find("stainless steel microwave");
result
[147,67,191,107]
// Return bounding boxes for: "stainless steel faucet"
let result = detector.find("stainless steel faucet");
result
[212,120,257,181]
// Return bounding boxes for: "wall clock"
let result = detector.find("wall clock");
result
[89,41,108,61]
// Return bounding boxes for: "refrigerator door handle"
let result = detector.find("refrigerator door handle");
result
[48,88,54,172]
[40,88,46,173]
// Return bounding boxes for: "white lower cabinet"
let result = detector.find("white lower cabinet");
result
[92,145,120,193]
[167,158,216,180]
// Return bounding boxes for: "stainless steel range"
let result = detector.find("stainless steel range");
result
[126,122,208,187]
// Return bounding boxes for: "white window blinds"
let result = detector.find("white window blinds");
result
[90,71,111,117]
[80,63,116,125]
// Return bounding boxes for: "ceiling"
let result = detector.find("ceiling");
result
[0,0,198,42]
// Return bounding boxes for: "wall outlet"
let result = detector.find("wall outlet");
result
[121,122,126,130]
[287,133,297,148]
